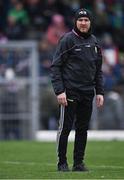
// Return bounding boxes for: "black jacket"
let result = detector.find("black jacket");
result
[51,30,104,95]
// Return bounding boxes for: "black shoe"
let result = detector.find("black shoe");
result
[58,163,70,172]
[72,163,89,172]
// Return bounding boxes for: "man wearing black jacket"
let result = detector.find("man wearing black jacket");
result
[51,8,104,172]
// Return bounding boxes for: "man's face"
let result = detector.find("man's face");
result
[76,17,91,33]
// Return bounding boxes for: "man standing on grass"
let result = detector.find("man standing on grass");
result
[51,8,104,172]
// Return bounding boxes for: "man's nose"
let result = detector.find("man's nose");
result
[81,20,86,24]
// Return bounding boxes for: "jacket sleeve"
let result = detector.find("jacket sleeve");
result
[95,41,104,95]
[50,36,68,95]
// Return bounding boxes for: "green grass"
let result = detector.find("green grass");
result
[0,141,124,179]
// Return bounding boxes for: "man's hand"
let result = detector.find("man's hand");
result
[57,92,68,106]
[96,95,104,107]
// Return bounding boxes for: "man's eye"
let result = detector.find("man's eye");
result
[78,19,89,22]
[78,19,82,22]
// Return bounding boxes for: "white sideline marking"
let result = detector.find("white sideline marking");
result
[3,161,36,165]
[3,161,55,166]
[90,165,124,169]
[3,161,124,170]
[36,130,124,141]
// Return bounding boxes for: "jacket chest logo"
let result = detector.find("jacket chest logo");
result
[74,44,91,51]
[85,44,91,48]
[74,48,81,51]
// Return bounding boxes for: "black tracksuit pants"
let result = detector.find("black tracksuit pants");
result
[57,89,94,165]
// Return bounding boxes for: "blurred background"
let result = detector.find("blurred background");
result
[0,0,124,140]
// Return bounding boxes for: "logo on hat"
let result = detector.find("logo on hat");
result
[79,10,87,15]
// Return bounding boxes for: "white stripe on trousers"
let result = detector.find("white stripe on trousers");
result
[56,105,65,160]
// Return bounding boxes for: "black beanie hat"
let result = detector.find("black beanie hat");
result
[74,8,92,22]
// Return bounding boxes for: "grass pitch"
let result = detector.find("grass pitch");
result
[0,140,124,179]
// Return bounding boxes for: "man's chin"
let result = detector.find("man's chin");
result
[80,30,88,33]
[80,29,88,33]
